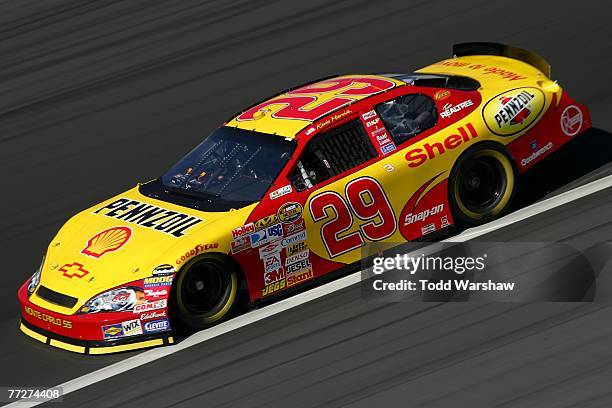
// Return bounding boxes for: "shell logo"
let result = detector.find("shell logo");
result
[482,87,545,136]
[81,227,132,258]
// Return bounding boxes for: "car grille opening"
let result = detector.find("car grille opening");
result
[36,286,78,308]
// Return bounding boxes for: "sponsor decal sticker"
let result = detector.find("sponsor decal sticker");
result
[232,223,255,239]
[380,143,396,155]
[560,105,583,136]
[254,214,278,231]
[269,185,293,200]
[121,319,143,336]
[264,267,285,285]
[145,288,168,298]
[405,124,478,168]
[250,223,283,247]
[421,223,436,235]
[263,252,282,273]
[286,259,311,275]
[231,236,250,254]
[283,220,305,235]
[261,279,285,297]
[285,250,309,266]
[81,226,131,258]
[259,241,283,258]
[176,243,219,265]
[286,241,308,257]
[139,310,167,321]
[102,324,124,339]
[434,90,451,100]
[152,264,176,276]
[521,141,553,166]
[482,87,545,136]
[286,267,314,287]
[93,199,203,238]
[439,100,474,119]
[362,110,377,120]
[403,204,444,226]
[143,275,173,288]
[134,299,167,313]
[143,319,170,334]
[281,230,307,247]
[440,215,450,228]
[277,202,303,224]
[59,262,89,279]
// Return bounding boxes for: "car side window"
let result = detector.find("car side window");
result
[375,93,438,145]
[289,119,377,191]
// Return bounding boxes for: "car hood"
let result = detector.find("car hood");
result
[31,186,255,314]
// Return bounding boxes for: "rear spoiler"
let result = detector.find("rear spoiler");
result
[452,42,551,78]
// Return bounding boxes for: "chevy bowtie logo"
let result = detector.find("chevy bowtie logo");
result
[59,262,90,279]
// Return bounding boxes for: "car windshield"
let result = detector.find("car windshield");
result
[141,126,296,211]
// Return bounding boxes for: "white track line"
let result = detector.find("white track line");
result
[8,173,612,408]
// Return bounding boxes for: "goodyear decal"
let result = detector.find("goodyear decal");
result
[482,87,545,136]
[94,198,203,238]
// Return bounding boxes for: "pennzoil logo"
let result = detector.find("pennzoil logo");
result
[482,87,545,136]
[82,227,132,258]
[94,198,203,238]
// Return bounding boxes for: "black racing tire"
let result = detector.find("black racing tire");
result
[449,143,517,226]
[172,253,240,330]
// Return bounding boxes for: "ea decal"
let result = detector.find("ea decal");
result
[482,87,545,136]
[277,202,303,224]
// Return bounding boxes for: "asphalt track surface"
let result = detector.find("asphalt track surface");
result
[1,0,612,406]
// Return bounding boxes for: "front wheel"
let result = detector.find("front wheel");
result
[172,254,240,330]
[449,144,516,226]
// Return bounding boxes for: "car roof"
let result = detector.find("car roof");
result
[224,74,406,138]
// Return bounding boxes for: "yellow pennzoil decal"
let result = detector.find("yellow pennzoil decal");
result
[482,87,545,136]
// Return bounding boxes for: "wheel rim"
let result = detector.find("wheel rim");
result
[180,260,231,315]
[454,149,514,220]
[459,156,506,213]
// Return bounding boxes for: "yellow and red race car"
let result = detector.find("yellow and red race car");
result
[18,43,590,354]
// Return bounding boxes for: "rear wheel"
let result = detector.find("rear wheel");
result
[173,254,240,330]
[449,144,516,226]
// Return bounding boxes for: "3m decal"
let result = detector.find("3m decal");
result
[264,268,285,285]
[94,199,202,237]
[482,88,545,136]
[309,177,396,257]
[81,227,131,258]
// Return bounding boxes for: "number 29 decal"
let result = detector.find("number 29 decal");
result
[309,177,396,258]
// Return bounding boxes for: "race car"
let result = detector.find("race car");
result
[18,43,590,354]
